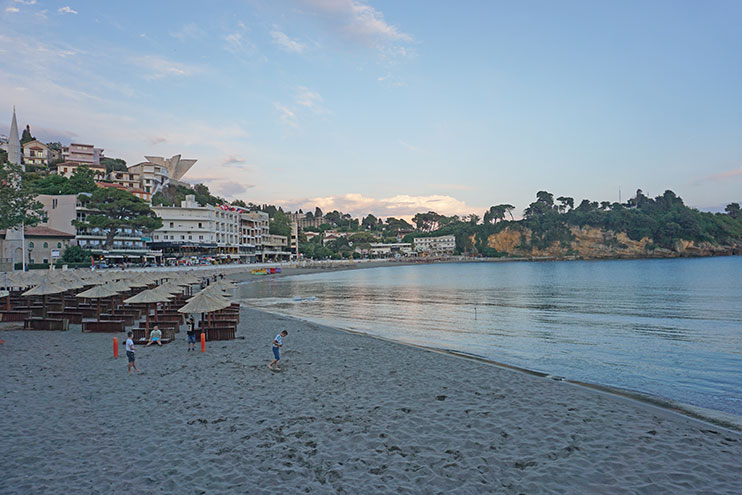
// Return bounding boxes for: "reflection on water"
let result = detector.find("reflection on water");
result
[238,257,742,416]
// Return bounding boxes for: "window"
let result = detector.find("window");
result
[43,259,49,264]
[28,242,34,248]
[170,222,174,228]
[188,235,192,240]
[52,199,58,209]
[57,242,62,248]
[198,222,202,228]
[43,242,48,248]
[199,235,203,240]
[154,235,159,240]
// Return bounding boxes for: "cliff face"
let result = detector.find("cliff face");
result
[484,226,739,259]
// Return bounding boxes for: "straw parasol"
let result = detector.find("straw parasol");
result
[76,284,120,321]
[22,280,68,318]
[178,290,231,331]
[123,287,174,334]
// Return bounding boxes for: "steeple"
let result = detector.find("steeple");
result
[8,106,22,168]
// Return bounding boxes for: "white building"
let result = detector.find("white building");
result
[63,143,103,165]
[56,161,107,180]
[240,211,270,261]
[22,140,50,166]
[414,234,456,256]
[128,161,169,195]
[151,195,240,262]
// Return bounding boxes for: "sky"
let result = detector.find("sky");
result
[1,0,740,219]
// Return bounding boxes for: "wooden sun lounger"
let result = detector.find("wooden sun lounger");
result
[199,326,236,341]
[0,310,31,322]
[47,311,83,324]
[23,318,69,331]
[82,320,125,333]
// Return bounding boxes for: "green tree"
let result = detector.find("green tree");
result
[101,157,128,174]
[232,199,247,208]
[0,162,45,230]
[725,202,741,219]
[65,166,97,194]
[61,245,93,263]
[270,210,292,237]
[20,125,34,145]
[73,187,162,249]
[362,213,379,230]
[314,207,323,218]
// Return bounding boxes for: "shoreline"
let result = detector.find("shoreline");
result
[240,304,742,433]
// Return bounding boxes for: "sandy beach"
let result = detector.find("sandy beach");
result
[2,305,741,494]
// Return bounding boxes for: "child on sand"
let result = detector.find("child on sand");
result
[268,330,288,371]
[186,316,196,352]
[146,326,162,346]
[126,331,139,374]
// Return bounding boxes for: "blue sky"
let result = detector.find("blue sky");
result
[1,0,740,218]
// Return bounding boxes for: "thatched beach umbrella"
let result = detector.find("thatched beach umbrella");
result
[178,290,231,332]
[76,284,120,321]
[22,280,68,318]
[123,287,174,333]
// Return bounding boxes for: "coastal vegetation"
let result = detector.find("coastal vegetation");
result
[292,189,742,259]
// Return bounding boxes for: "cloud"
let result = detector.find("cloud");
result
[148,136,167,145]
[274,103,299,128]
[129,55,200,79]
[300,0,412,46]
[15,0,38,4]
[170,23,205,41]
[282,192,481,220]
[5,7,20,13]
[221,155,247,166]
[58,6,77,15]
[397,139,421,153]
[270,30,306,53]
[694,167,742,184]
[185,176,254,198]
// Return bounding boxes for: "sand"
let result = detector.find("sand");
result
[1,307,741,494]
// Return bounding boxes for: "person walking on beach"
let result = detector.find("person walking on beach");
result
[126,331,140,374]
[268,330,288,371]
[186,316,197,352]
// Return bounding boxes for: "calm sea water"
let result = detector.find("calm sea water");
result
[237,257,742,416]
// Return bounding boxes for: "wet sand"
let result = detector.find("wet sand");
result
[1,307,741,494]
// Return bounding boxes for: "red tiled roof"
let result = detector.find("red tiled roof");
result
[0,226,75,238]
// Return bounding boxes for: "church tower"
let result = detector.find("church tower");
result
[8,106,22,169]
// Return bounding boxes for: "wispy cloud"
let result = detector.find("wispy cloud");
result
[398,139,421,153]
[282,192,481,220]
[270,30,306,53]
[274,103,299,129]
[221,155,247,166]
[170,23,205,41]
[693,167,742,184]
[15,0,38,4]
[58,6,78,15]
[5,7,20,13]
[300,0,412,46]
[129,55,200,79]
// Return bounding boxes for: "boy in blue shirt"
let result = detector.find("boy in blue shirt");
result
[267,330,288,371]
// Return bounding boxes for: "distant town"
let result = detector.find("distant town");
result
[0,108,456,269]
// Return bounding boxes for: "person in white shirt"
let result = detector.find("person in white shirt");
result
[268,330,288,371]
[126,331,140,374]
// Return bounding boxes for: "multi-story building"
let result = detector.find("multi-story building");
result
[63,143,103,165]
[127,161,169,194]
[56,161,107,180]
[109,169,141,190]
[289,212,326,229]
[22,140,50,166]
[263,234,291,261]
[34,193,160,265]
[240,211,269,261]
[150,195,240,262]
[414,234,456,256]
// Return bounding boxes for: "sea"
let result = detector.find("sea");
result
[237,257,742,417]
